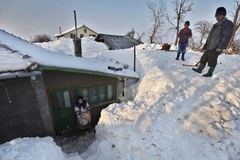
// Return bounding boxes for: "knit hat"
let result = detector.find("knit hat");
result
[215,7,227,17]
[185,21,190,26]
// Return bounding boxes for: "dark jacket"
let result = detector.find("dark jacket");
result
[75,100,89,111]
[203,18,233,50]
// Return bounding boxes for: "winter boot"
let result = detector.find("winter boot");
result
[202,67,215,77]
[176,52,180,60]
[181,53,185,61]
[192,63,205,74]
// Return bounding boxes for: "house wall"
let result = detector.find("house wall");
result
[0,75,50,144]
[63,26,97,39]
[31,74,54,135]
[42,70,120,90]
[42,70,122,131]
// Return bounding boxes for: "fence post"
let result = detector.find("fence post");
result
[134,45,136,72]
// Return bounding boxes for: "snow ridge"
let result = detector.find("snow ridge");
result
[83,47,240,160]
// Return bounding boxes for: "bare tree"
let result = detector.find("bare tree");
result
[31,34,52,43]
[146,0,166,44]
[227,0,240,52]
[188,37,196,49]
[194,21,212,48]
[166,0,193,46]
[232,35,240,53]
[136,32,145,42]
[125,28,135,38]
[125,28,145,42]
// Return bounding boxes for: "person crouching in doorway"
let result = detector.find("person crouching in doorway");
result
[176,21,192,61]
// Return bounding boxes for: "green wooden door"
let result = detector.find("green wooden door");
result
[50,84,116,133]
[50,87,79,134]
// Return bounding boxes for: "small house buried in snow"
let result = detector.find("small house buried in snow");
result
[95,34,143,50]
[0,29,138,144]
[54,24,98,40]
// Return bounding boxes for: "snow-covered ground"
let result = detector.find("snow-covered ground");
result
[35,37,109,57]
[1,38,240,160]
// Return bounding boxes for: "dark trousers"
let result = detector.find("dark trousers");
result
[200,49,220,67]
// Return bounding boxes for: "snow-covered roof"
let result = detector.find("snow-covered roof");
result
[0,45,35,73]
[0,29,138,79]
[54,24,97,37]
[95,34,143,50]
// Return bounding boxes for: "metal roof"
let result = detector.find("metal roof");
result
[95,34,143,50]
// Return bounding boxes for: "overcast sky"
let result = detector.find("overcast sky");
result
[0,0,234,42]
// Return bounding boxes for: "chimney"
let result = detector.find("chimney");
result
[59,27,62,34]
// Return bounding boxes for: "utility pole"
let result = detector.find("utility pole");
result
[73,10,82,57]
[74,10,78,41]
[134,45,136,72]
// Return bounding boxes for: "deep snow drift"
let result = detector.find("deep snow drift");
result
[1,38,240,160]
[81,45,240,160]
[0,137,82,160]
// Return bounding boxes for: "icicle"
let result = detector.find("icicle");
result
[0,81,12,103]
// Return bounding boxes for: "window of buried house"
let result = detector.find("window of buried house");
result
[80,34,84,38]
[99,86,106,102]
[55,84,115,108]
[69,90,78,106]
[56,91,71,108]
[56,89,78,108]
[70,33,76,39]
[63,91,71,107]
[81,88,89,103]
[107,85,114,100]
[90,87,98,104]
[56,92,65,109]
[84,29,87,33]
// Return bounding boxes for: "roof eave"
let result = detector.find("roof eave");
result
[0,71,41,80]
[37,65,139,80]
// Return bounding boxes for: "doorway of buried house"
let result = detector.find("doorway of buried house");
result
[50,84,116,134]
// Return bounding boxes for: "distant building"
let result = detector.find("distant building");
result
[95,34,143,50]
[54,24,98,40]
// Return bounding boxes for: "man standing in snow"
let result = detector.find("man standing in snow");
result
[176,21,192,61]
[192,7,233,77]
